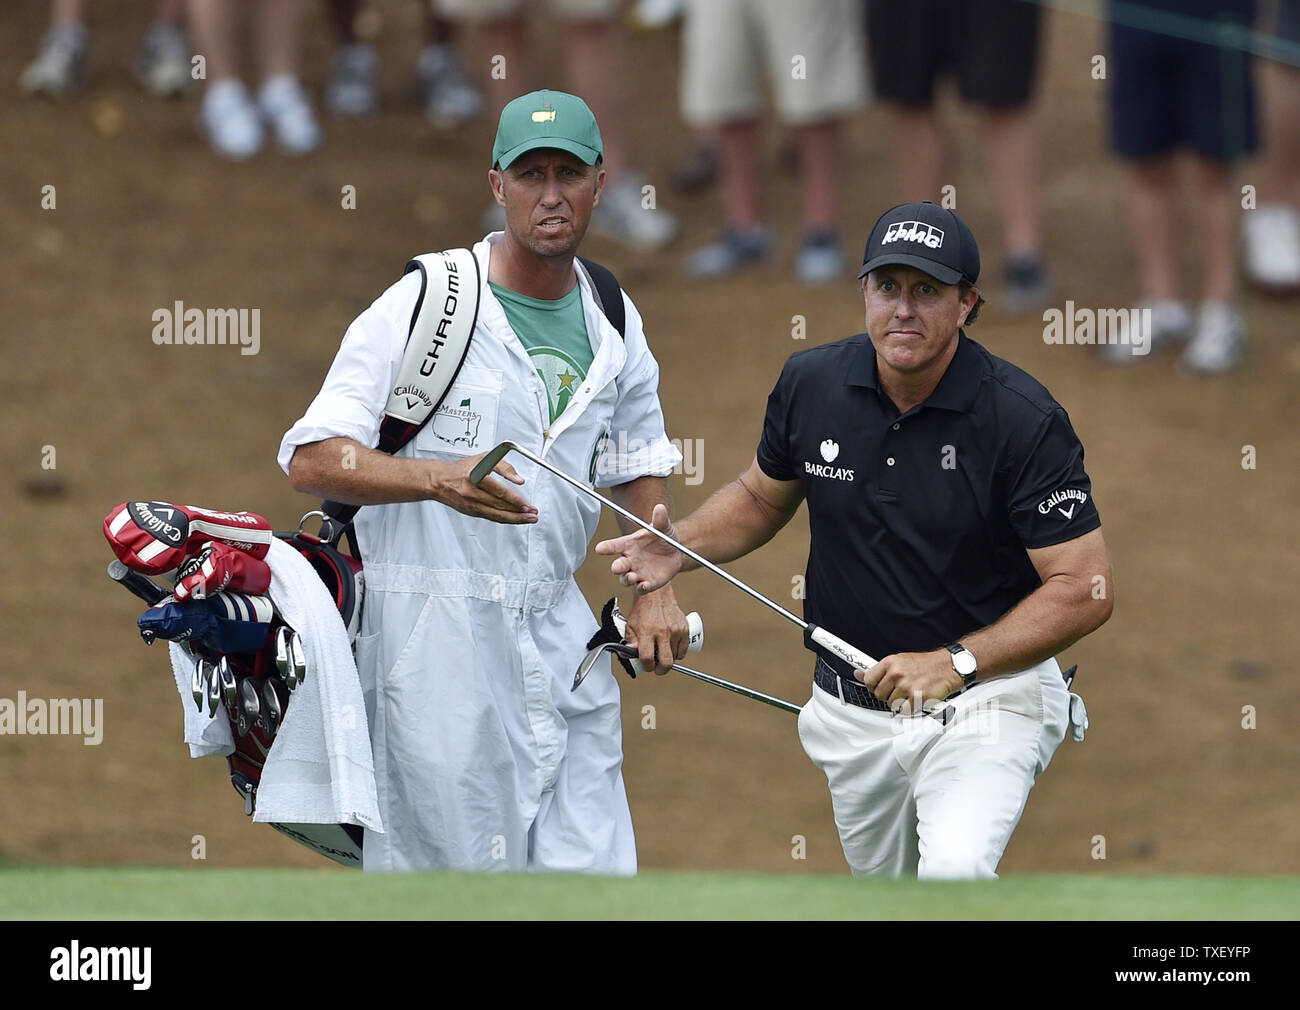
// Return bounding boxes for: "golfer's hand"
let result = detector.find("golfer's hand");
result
[854,650,962,714]
[625,586,690,676]
[594,504,683,593]
[432,452,538,524]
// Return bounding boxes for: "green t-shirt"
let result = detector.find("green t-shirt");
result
[489,281,595,425]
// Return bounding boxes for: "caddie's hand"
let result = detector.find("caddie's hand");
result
[625,584,690,676]
[594,503,683,594]
[853,650,962,714]
[432,452,538,525]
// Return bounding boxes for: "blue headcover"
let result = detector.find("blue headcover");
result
[138,591,276,654]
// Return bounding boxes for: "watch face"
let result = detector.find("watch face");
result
[954,651,977,676]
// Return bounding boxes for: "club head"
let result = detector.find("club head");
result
[206,666,221,718]
[274,625,292,682]
[192,661,210,712]
[260,679,282,737]
[572,641,621,692]
[217,657,237,709]
[237,678,260,738]
[289,631,307,688]
[469,440,518,485]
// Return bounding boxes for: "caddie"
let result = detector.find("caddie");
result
[279,89,689,873]
[598,202,1113,878]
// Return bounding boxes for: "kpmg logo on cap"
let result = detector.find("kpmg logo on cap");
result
[881,221,945,250]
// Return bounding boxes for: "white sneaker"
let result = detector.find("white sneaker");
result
[198,79,263,159]
[258,74,322,155]
[137,22,191,97]
[325,43,378,118]
[417,45,483,129]
[20,25,87,97]
[1242,203,1300,292]
[1182,301,1247,374]
[1099,298,1191,364]
[590,172,679,251]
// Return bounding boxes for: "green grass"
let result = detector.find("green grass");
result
[1,869,1296,919]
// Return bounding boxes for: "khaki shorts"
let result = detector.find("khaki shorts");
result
[682,0,867,126]
[434,0,621,20]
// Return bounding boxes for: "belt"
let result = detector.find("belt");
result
[813,657,893,712]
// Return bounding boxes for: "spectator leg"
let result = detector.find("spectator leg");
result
[188,0,240,79]
[890,105,946,204]
[796,119,842,233]
[567,18,625,179]
[256,0,305,80]
[1191,157,1238,304]
[986,105,1042,256]
[1126,156,1182,301]
[478,16,529,119]
[717,118,762,230]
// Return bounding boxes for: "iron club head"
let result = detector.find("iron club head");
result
[572,641,622,692]
[206,665,221,718]
[274,625,292,683]
[260,679,282,737]
[217,657,237,709]
[237,678,261,738]
[192,660,210,712]
[289,631,307,687]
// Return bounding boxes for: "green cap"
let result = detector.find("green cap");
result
[492,90,603,170]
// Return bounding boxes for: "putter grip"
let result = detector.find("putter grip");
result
[808,625,877,671]
[628,611,703,674]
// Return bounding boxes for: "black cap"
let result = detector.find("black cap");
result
[857,201,980,286]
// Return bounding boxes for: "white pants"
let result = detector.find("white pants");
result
[797,659,1071,879]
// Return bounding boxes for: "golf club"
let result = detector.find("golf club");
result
[576,641,800,715]
[471,440,879,673]
[260,679,282,737]
[237,678,260,737]
[107,559,168,606]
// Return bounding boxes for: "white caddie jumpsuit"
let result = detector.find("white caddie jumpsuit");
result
[277,234,681,872]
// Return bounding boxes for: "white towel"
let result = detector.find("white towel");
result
[168,536,382,832]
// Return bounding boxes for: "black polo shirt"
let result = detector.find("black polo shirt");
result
[756,331,1101,668]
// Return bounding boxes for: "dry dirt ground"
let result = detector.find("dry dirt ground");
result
[1,1,1296,878]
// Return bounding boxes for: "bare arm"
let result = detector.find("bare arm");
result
[609,475,689,673]
[288,436,538,524]
[594,457,804,592]
[859,527,1115,706]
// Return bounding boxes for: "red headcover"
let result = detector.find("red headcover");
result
[103,501,273,575]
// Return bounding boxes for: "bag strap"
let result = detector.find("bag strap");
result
[319,248,482,543]
[577,256,625,338]
[317,251,623,551]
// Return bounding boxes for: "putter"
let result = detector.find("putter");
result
[260,679,282,737]
[237,678,261,738]
[575,641,800,715]
[472,440,879,674]
[217,657,237,709]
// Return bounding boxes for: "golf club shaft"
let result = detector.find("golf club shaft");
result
[609,644,800,715]
[474,441,878,672]
[476,441,805,626]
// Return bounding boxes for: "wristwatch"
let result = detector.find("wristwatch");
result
[944,643,978,693]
